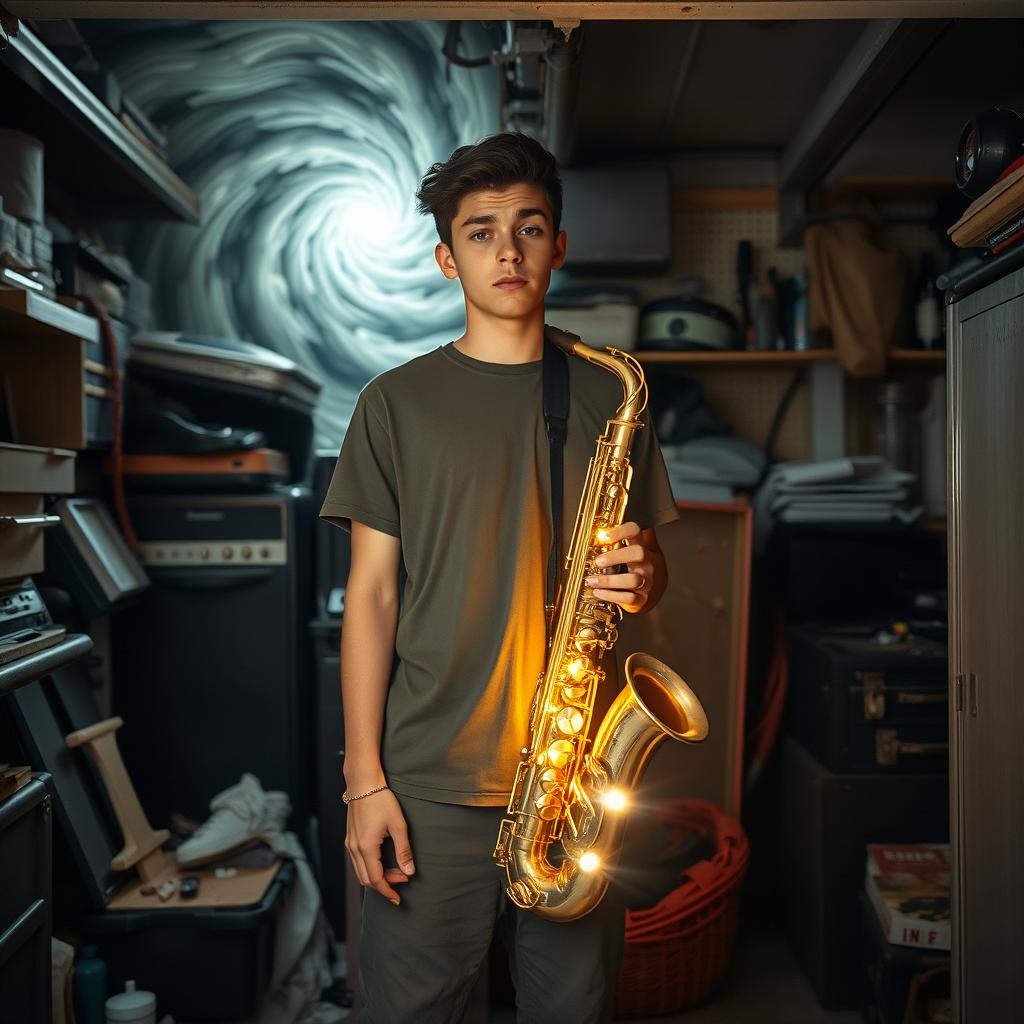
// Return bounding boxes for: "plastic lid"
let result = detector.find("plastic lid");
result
[105,980,156,1020]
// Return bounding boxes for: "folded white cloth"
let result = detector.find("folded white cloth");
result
[176,773,290,868]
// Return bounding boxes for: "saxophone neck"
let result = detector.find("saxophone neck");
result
[544,325,647,450]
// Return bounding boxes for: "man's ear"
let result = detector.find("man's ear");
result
[435,241,459,280]
[551,229,568,271]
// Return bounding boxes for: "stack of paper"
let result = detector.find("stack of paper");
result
[660,436,766,504]
[754,456,922,550]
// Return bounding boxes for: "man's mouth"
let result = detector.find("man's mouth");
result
[494,277,527,289]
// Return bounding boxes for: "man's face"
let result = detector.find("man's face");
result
[435,182,567,322]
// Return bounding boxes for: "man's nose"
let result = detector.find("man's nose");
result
[498,237,522,261]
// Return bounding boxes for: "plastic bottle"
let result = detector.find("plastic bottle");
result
[73,944,108,1024]
[915,251,942,350]
[105,979,157,1024]
[792,271,810,351]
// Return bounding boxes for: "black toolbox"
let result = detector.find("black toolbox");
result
[4,662,296,1021]
[80,860,295,1021]
[787,623,949,774]
[858,891,950,1024]
[0,773,52,1024]
[777,738,948,1010]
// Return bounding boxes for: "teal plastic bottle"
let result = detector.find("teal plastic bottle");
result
[73,944,108,1024]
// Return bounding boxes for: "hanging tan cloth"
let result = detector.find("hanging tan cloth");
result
[804,218,908,377]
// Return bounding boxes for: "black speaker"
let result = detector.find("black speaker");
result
[113,488,314,832]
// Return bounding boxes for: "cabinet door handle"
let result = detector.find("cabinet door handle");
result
[967,672,979,717]
[954,674,964,712]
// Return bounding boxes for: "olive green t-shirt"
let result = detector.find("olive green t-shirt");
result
[319,338,679,805]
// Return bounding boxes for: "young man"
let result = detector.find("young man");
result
[319,131,679,1023]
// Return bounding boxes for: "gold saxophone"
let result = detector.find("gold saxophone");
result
[493,328,710,922]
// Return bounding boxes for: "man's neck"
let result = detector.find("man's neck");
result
[454,307,545,364]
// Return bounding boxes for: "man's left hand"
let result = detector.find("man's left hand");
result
[584,520,660,614]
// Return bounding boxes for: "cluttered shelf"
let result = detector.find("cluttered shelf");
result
[634,349,945,366]
[0,288,98,343]
[0,23,199,224]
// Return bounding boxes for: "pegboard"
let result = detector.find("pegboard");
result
[673,207,806,322]
[651,363,811,463]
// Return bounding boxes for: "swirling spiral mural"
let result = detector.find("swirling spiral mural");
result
[88,20,499,445]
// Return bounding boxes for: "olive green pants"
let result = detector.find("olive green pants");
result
[358,792,626,1024]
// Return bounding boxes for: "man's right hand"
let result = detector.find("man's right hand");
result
[344,788,415,906]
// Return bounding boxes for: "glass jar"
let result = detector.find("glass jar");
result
[874,380,921,506]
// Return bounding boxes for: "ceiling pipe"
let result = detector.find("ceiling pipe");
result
[541,20,583,165]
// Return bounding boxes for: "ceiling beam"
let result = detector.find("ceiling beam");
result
[776,17,949,245]
[5,1,1024,19]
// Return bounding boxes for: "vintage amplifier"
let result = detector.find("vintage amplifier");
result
[787,623,948,774]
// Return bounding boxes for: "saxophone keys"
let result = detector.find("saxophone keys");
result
[555,706,585,736]
[547,739,574,768]
[567,655,592,680]
[539,767,564,793]
[562,683,587,701]
[535,792,562,820]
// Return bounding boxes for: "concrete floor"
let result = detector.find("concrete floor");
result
[491,917,862,1024]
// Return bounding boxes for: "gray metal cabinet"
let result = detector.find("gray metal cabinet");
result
[948,267,1024,1023]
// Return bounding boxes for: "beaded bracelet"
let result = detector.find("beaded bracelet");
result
[342,784,389,804]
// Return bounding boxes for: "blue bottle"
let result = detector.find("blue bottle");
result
[792,271,810,351]
[73,944,108,1024]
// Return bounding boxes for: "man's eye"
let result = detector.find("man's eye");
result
[521,225,542,235]
[471,231,489,241]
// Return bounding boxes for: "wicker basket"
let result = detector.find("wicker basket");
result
[614,800,750,1019]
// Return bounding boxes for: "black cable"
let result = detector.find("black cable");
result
[442,22,492,68]
[755,366,808,490]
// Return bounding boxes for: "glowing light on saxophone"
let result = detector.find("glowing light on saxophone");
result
[493,326,709,922]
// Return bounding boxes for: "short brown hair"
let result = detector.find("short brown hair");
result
[416,132,562,249]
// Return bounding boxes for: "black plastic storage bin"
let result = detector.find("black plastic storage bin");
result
[81,859,295,1022]
[0,774,52,1024]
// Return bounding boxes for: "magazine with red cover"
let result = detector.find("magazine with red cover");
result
[865,843,951,950]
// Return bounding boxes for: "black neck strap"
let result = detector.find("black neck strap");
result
[542,336,570,645]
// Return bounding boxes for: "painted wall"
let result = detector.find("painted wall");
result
[88,20,498,446]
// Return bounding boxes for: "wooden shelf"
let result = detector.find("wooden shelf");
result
[634,349,834,366]
[0,288,98,343]
[818,176,955,208]
[889,349,947,363]
[633,348,945,366]
[0,23,199,223]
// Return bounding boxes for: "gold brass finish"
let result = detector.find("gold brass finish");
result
[492,328,709,921]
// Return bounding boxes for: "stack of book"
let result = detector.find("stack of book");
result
[0,765,32,802]
[864,843,951,951]
[948,156,1024,255]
